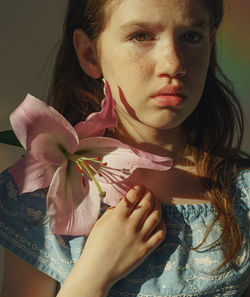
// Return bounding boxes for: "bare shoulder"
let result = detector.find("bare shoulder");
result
[1,249,57,297]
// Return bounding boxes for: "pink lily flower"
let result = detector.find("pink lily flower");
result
[9,82,172,235]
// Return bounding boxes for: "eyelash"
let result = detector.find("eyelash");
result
[129,32,155,43]
[129,31,204,44]
[181,31,204,44]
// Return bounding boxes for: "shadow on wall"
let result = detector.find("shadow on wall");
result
[0,0,68,172]
[0,0,68,292]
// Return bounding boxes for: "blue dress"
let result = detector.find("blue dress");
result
[0,168,249,296]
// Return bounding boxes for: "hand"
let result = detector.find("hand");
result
[58,185,166,297]
[81,185,166,288]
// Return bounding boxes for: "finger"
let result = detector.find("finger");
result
[115,185,145,217]
[128,190,154,227]
[145,219,166,251]
[141,195,162,239]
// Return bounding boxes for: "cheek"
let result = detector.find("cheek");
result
[118,47,154,80]
[186,50,210,85]
[102,47,154,95]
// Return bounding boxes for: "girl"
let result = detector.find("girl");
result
[0,0,249,296]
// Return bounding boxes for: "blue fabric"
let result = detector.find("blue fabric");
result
[0,168,249,296]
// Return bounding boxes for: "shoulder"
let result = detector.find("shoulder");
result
[0,167,47,215]
[0,168,47,238]
[0,168,86,284]
[238,168,250,184]
[235,168,250,203]
[230,168,250,228]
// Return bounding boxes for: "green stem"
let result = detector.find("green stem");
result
[81,162,106,198]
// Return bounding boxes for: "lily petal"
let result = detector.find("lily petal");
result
[76,137,172,206]
[7,91,174,236]
[10,94,79,163]
[77,137,172,181]
[8,154,56,193]
[74,81,117,139]
[99,179,134,206]
[47,161,101,235]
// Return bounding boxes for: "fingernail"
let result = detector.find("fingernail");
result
[133,185,140,190]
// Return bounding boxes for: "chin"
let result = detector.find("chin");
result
[143,117,185,131]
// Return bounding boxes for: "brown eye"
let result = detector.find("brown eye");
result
[131,32,153,43]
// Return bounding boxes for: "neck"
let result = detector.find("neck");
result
[112,117,187,163]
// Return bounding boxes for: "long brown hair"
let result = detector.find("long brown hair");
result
[48,0,249,268]
[48,0,108,125]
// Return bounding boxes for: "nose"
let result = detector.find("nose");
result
[156,39,187,79]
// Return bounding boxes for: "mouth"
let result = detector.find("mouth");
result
[151,85,186,107]
[152,95,185,107]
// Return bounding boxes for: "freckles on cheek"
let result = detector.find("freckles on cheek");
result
[117,54,151,84]
[129,56,155,86]
[130,49,153,67]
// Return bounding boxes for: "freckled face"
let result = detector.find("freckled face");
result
[97,0,213,131]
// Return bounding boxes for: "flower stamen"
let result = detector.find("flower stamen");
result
[86,162,103,178]
[66,152,107,198]
[81,161,106,198]
[76,165,86,187]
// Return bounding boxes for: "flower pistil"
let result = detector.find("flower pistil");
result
[65,152,107,198]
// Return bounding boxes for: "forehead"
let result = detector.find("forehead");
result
[106,0,210,27]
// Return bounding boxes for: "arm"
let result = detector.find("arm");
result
[57,185,166,297]
[1,185,165,297]
[1,249,57,297]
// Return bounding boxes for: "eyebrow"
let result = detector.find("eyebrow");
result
[120,20,210,31]
[120,21,164,32]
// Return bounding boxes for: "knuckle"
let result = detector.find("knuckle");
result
[148,231,165,249]
[146,239,157,251]
[125,185,142,202]
[150,215,160,227]
[107,209,124,226]
[156,228,166,242]
[137,245,150,259]
[150,211,161,225]
[142,194,153,209]
[127,221,139,234]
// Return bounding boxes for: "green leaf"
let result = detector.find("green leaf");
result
[0,130,22,147]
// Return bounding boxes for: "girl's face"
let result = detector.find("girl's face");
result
[97,0,213,131]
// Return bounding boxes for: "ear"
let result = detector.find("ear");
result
[73,29,102,79]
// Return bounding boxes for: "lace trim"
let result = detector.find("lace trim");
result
[109,283,244,297]
[0,220,70,279]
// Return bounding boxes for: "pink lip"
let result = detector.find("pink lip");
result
[153,95,184,107]
[153,85,182,96]
[151,85,185,107]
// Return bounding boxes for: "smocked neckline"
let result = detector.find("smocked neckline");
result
[162,201,214,217]
[162,193,247,219]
